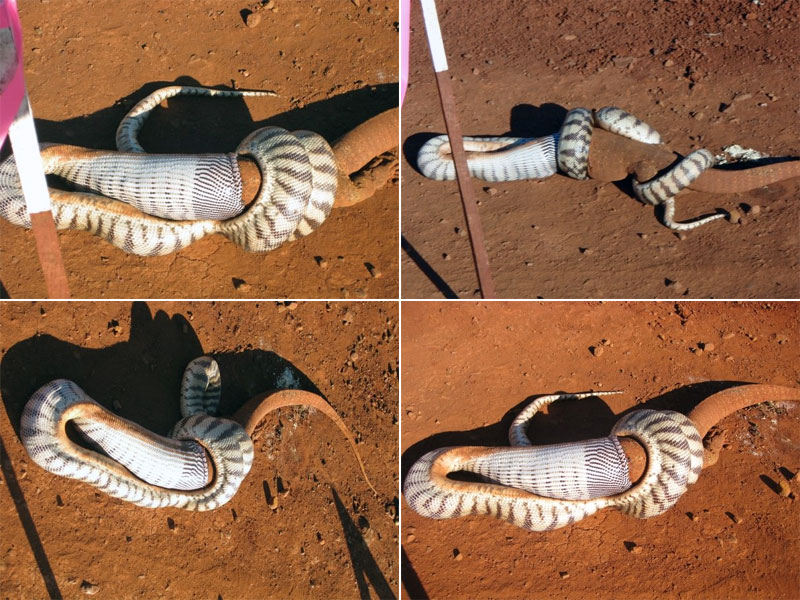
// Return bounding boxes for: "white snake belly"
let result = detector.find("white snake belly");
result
[415,105,725,231]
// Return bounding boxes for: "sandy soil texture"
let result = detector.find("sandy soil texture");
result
[0,1,398,299]
[401,301,799,599]
[0,301,398,598]
[401,0,799,298]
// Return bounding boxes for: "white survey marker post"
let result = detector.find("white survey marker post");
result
[419,0,448,72]
[8,94,52,214]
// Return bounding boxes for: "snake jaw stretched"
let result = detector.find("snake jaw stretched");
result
[405,384,797,532]
[20,357,376,510]
[415,104,797,231]
[0,85,397,255]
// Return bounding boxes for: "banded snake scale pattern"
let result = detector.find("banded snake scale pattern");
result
[21,356,375,510]
[403,384,799,532]
[416,106,800,231]
[0,86,398,255]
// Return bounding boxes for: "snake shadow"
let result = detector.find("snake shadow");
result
[400,381,758,484]
[0,300,327,444]
[14,75,397,156]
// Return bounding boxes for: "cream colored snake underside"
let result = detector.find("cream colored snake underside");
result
[0,86,398,255]
[21,356,375,510]
[403,384,799,531]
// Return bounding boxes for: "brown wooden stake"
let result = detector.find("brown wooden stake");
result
[431,72,496,298]
[28,211,71,298]
[419,0,496,298]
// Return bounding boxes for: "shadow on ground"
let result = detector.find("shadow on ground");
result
[23,76,397,156]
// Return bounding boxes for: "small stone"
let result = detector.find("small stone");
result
[81,581,99,595]
[663,59,674,67]
[245,11,262,27]
[563,34,576,41]
[638,233,649,240]
[700,342,715,352]
[687,512,699,521]
[483,186,498,196]
[630,546,642,554]
[407,533,416,543]
[286,301,298,311]
[525,261,533,267]
[453,549,463,561]
[443,253,451,261]
[733,92,753,103]
[745,12,757,20]
[676,232,687,241]
[559,571,570,579]
[727,512,743,524]
[727,208,742,224]
[590,345,604,357]
[350,351,359,362]
[778,479,792,497]
[748,204,761,215]
[612,56,636,68]
[666,279,687,294]
[472,67,480,75]
[722,332,735,339]
[579,247,594,255]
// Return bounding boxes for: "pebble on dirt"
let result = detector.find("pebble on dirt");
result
[245,11,262,28]
[80,581,99,595]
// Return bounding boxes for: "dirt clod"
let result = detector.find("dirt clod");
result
[80,581,99,596]
[245,11,262,28]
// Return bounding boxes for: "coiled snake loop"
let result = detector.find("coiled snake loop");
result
[21,356,375,510]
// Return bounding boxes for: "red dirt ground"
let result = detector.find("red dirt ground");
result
[0,301,399,598]
[0,1,398,299]
[401,301,799,600]
[401,0,799,298]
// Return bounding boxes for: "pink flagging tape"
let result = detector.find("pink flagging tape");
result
[0,0,25,145]
[400,0,410,106]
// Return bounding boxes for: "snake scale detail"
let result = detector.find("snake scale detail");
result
[404,385,799,532]
[21,356,375,510]
[404,392,703,531]
[0,86,339,255]
[417,106,738,231]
